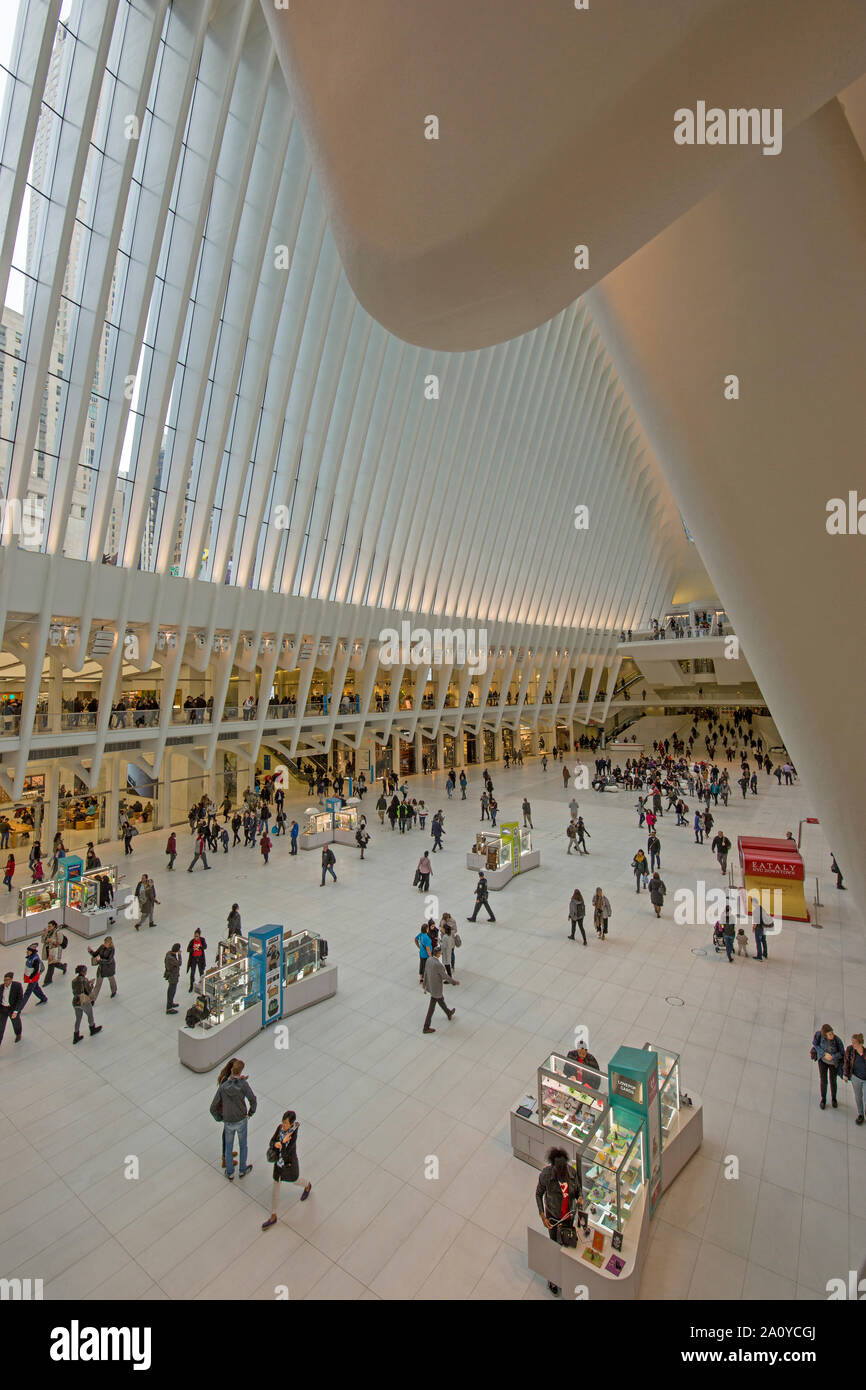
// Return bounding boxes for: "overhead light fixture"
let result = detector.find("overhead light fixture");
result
[64,626,78,647]
[49,624,62,646]
[196,633,206,649]
[156,631,167,651]
[243,636,252,651]
[166,633,177,651]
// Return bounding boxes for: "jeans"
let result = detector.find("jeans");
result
[188,851,210,871]
[851,1075,866,1119]
[754,930,767,960]
[22,981,48,1006]
[223,1118,248,1177]
[723,935,734,961]
[818,1061,838,1104]
[0,831,8,849]
[321,864,337,884]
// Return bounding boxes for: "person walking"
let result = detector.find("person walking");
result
[541,754,547,772]
[227,904,242,938]
[187,929,208,992]
[562,764,569,789]
[261,1110,312,1228]
[0,972,23,1047]
[376,793,387,825]
[631,849,648,892]
[431,811,445,852]
[320,844,337,886]
[489,795,498,828]
[844,1034,866,1125]
[592,887,611,938]
[164,943,181,1014]
[536,1147,583,1297]
[568,888,587,944]
[138,876,160,930]
[87,937,117,1000]
[467,870,496,922]
[355,823,370,859]
[71,964,102,1044]
[712,830,731,876]
[209,1057,256,1180]
[416,851,432,893]
[3,852,13,892]
[566,819,578,854]
[830,854,845,890]
[811,1024,844,1109]
[41,919,67,985]
[459,770,468,800]
[649,872,667,919]
[187,830,211,872]
[22,944,48,1007]
[522,798,533,829]
[165,831,177,871]
[422,947,455,1033]
[289,820,299,854]
[259,830,272,865]
[231,812,242,847]
[647,832,661,872]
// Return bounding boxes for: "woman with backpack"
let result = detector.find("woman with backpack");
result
[568,888,587,944]
[592,887,611,939]
[811,1023,845,1110]
[261,1110,312,1230]
[41,919,68,984]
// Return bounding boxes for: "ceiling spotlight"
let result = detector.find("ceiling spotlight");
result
[49,624,62,646]
[64,626,78,647]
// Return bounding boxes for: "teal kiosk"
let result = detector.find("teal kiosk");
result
[607,1045,663,1216]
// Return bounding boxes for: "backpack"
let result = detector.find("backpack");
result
[566,823,576,838]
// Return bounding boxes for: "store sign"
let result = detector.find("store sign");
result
[610,1071,643,1105]
[248,924,284,1028]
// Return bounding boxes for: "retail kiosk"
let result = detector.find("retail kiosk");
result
[511,1042,702,1299]
[178,924,337,1071]
[300,797,360,850]
[465,820,540,889]
[0,855,118,944]
[738,835,809,922]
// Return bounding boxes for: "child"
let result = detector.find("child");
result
[736,928,749,957]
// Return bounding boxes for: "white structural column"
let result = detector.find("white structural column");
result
[588,101,866,911]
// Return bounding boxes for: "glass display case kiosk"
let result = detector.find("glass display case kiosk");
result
[538,1053,607,1147]
[64,863,118,939]
[0,876,63,945]
[179,925,337,1072]
[300,807,332,849]
[642,1043,682,1147]
[580,1114,645,1236]
[17,879,62,921]
[332,801,359,846]
[467,822,541,887]
[608,1044,661,1216]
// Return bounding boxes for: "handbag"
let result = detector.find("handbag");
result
[558,1224,578,1248]
[266,1144,280,1164]
[454,933,462,948]
[412,869,421,886]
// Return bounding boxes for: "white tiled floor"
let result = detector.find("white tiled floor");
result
[0,756,862,1300]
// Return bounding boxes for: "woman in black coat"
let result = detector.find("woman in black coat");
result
[535,1146,583,1297]
[261,1110,312,1230]
[87,937,117,1000]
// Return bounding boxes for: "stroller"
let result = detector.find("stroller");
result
[711,920,725,954]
